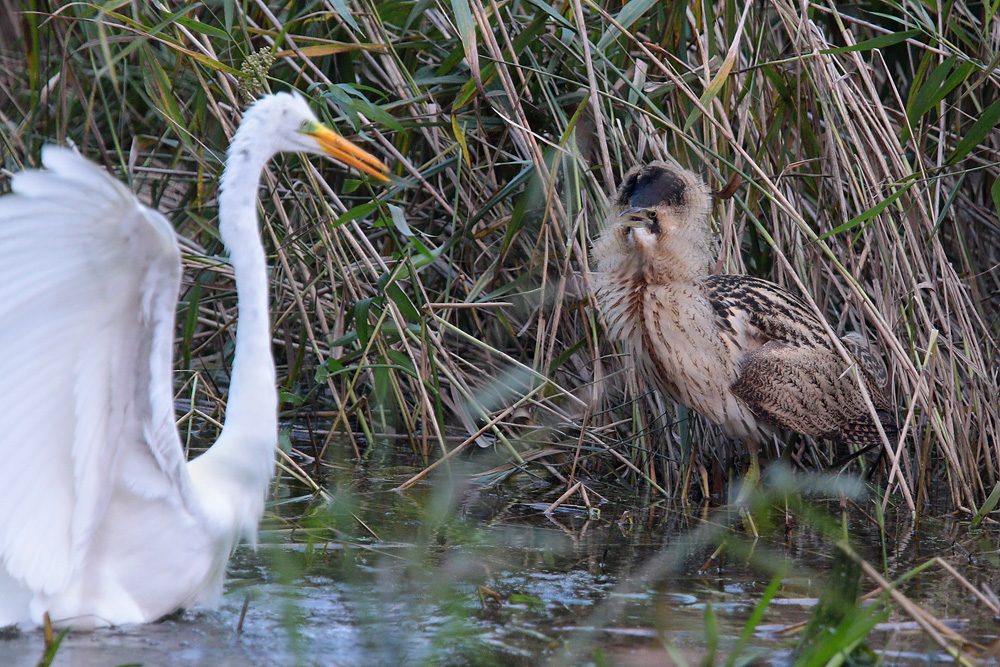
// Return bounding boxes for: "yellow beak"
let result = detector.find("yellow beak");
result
[306,123,390,181]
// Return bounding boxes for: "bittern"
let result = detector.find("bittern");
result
[591,162,897,476]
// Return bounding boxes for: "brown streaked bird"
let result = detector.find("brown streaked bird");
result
[591,162,897,473]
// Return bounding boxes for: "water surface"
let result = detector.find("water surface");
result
[2,467,997,665]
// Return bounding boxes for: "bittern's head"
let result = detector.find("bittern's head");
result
[615,162,711,242]
[593,162,713,283]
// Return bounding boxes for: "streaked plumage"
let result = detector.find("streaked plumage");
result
[592,162,896,453]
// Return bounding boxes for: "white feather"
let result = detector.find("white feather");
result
[0,147,191,610]
[0,92,388,628]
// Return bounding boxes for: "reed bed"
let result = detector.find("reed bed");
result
[1,1,998,513]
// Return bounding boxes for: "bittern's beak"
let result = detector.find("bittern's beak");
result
[619,206,653,225]
[305,122,390,181]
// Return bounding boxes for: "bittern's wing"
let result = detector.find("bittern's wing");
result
[701,274,826,347]
[731,341,897,444]
[703,274,896,443]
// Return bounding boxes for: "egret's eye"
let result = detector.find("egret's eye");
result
[299,119,313,133]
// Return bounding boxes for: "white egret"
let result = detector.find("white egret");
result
[0,92,389,628]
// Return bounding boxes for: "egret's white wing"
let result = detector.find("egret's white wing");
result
[0,146,191,595]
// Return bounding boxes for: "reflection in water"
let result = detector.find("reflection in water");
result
[1,466,996,666]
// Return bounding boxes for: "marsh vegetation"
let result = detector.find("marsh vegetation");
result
[1,0,999,663]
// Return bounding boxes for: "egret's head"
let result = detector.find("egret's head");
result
[593,162,713,282]
[240,92,389,181]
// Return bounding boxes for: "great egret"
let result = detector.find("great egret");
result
[0,92,389,628]
[592,163,896,469]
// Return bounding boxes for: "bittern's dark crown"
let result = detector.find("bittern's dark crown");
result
[617,163,687,210]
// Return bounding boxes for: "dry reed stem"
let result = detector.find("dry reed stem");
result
[855,554,976,664]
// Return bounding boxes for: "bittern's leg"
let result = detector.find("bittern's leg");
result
[732,442,760,537]
[745,442,761,489]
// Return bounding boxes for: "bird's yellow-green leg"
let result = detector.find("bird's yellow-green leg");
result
[746,446,761,488]
[734,445,760,537]
[735,444,761,503]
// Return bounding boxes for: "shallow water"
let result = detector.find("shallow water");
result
[2,467,998,666]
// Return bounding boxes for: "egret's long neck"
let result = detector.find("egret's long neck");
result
[208,129,278,486]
